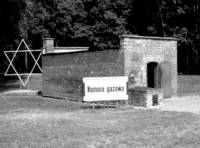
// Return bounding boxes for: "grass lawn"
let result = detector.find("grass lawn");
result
[0,96,200,148]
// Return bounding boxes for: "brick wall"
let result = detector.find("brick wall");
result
[42,35,177,100]
[42,50,124,100]
[121,35,177,96]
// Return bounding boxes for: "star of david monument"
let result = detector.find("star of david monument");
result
[4,39,42,88]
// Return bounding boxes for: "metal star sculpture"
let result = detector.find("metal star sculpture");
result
[4,39,42,87]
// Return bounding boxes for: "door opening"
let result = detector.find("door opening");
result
[147,62,159,88]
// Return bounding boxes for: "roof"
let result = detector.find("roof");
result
[121,35,177,41]
[43,47,89,54]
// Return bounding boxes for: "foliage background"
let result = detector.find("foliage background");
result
[0,0,200,74]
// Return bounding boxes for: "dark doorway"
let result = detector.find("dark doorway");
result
[147,61,172,98]
[147,62,159,88]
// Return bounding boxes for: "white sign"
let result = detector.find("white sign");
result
[83,76,128,102]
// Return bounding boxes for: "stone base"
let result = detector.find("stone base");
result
[128,87,163,108]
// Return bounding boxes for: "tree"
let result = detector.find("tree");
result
[0,0,26,73]
[80,0,132,50]
[0,0,26,47]
[1,0,200,73]
[129,0,200,74]
[27,0,132,50]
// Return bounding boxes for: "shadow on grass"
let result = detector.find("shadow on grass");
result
[80,100,129,110]
[0,75,22,93]
[0,95,124,114]
[80,103,118,110]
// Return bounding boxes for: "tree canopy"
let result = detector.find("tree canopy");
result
[0,0,200,74]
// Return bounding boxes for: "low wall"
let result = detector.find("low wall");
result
[42,50,124,100]
[128,87,162,107]
[178,75,200,95]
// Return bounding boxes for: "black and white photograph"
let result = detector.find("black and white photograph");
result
[0,0,200,147]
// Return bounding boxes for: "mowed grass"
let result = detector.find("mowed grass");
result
[0,96,200,148]
[0,96,87,114]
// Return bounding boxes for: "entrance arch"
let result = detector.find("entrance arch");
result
[147,62,159,88]
[147,61,172,98]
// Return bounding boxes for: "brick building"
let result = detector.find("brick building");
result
[121,35,177,98]
[42,35,177,99]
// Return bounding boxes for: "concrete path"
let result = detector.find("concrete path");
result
[156,95,200,113]
[1,90,39,96]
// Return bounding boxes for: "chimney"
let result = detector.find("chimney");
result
[43,38,54,53]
